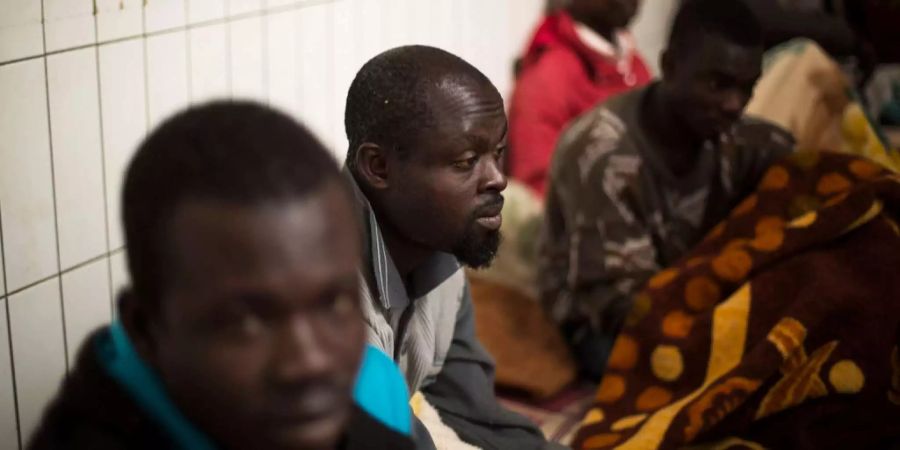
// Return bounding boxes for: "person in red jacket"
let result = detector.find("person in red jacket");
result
[509,0,652,197]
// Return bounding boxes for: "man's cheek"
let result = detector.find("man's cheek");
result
[190,347,266,392]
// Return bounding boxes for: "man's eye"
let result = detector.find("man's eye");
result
[332,293,355,316]
[453,156,478,170]
[213,311,264,340]
[495,146,506,159]
[319,293,355,317]
[238,313,264,337]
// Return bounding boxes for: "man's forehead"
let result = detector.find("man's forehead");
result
[428,75,502,113]
[400,77,502,148]
[167,188,357,263]
[688,38,762,72]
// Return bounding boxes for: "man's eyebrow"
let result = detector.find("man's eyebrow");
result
[462,129,508,152]
[464,134,491,150]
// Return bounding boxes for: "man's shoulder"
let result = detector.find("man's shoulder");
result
[29,329,167,450]
[734,116,796,149]
[552,89,643,176]
[343,405,415,450]
[520,43,589,83]
[513,47,591,113]
[353,345,412,438]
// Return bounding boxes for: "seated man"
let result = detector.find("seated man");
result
[540,0,795,381]
[344,46,563,450]
[29,102,413,450]
[508,0,651,197]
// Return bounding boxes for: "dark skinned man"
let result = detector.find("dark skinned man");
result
[29,102,414,450]
[345,46,564,450]
[540,0,796,382]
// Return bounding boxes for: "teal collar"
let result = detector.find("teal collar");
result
[94,322,411,448]
[95,322,216,450]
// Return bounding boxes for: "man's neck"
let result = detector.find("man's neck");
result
[376,217,432,282]
[641,87,704,175]
[568,10,615,43]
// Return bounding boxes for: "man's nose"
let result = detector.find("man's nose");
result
[480,155,507,193]
[270,316,333,383]
[721,89,748,119]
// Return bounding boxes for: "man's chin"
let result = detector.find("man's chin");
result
[452,230,501,269]
[261,411,349,450]
[458,254,496,270]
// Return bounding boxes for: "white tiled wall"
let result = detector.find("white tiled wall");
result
[0,0,674,448]
[47,48,107,271]
[631,0,680,76]
[8,279,66,443]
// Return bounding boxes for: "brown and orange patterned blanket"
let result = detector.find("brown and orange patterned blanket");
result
[573,152,900,450]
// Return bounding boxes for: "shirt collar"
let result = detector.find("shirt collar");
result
[572,22,633,62]
[344,171,461,310]
[95,322,217,450]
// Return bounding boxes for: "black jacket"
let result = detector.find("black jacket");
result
[28,328,415,450]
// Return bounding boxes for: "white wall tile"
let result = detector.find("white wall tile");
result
[381,0,412,50]
[229,16,265,101]
[297,4,333,149]
[331,0,352,157]
[410,0,455,51]
[0,0,44,63]
[96,0,144,42]
[351,0,384,65]
[631,0,678,76]
[47,48,108,271]
[62,259,112,365]
[0,300,19,450]
[144,0,186,33]
[8,278,66,441]
[458,0,513,100]
[110,251,129,301]
[189,0,226,24]
[190,24,230,103]
[44,0,97,53]
[507,0,543,59]
[267,0,303,8]
[229,0,262,17]
[0,60,58,292]
[146,31,189,129]
[98,40,147,250]
[266,10,300,118]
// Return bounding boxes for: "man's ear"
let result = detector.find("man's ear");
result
[118,288,159,364]
[354,143,390,191]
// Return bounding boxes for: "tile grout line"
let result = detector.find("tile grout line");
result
[0,202,22,450]
[6,0,54,443]
[185,0,194,103]
[262,0,271,105]
[0,201,6,297]
[327,0,336,147]
[225,0,233,98]
[94,0,117,320]
[142,2,151,136]
[3,250,125,301]
[39,0,71,378]
[0,0,339,70]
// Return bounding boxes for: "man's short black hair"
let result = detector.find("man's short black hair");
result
[123,101,341,303]
[344,45,494,174]
[668,0,763,54]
